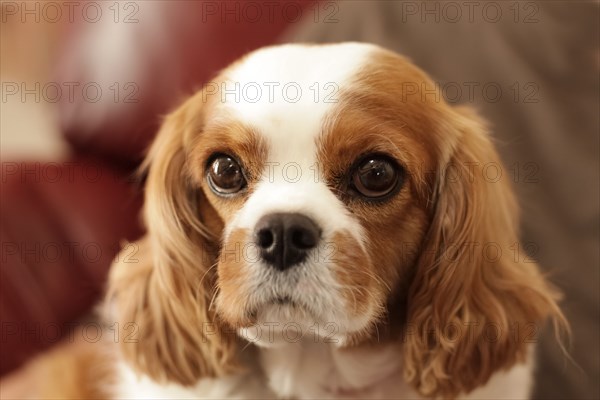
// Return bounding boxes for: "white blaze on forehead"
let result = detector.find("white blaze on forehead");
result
[220,43,375,165]
[218,44,374,245]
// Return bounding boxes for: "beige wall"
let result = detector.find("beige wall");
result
[1,1,69,160]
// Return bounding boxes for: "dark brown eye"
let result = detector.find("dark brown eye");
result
[207,155,246,195]
[351,156,401,198]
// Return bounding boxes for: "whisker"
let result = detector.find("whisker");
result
[240,339,255,353]
[198,262,219,288]
[354,268,393,293]
[208,286,221,312]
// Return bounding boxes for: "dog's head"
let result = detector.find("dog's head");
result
[108,43,565,398]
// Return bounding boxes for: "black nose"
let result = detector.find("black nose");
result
[254,213,320,271]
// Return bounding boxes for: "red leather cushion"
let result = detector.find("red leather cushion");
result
[1,158,143,375]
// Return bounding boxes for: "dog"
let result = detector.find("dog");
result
[31,43,568,399]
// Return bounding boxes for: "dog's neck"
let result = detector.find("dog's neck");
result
[258,339,411,399]
[114,337,534,400]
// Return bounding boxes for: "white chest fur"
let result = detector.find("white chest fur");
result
[115,342,534,399]
[114,361,274,399]
[260,340,534,400]
[261,340,416,399]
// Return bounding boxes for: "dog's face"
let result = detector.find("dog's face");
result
[195,44,434,342]
[109,43,565,398]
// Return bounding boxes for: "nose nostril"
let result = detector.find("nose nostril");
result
[257,229,274,249]
[254,213,321,271]
[291,228,317,250]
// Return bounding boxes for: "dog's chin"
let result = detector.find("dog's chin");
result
[235,299,315,348]
[235,297,373,348]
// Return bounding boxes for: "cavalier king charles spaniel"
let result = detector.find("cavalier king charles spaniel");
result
[35,43,567,399]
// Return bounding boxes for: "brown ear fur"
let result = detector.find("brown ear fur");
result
[106,93,239,385]
[403,108,566,398]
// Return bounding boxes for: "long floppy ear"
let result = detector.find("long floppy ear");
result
[403,107,566,398]
[106,93,239,385]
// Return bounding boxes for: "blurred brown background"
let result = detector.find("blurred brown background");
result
[1,1,598,399]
